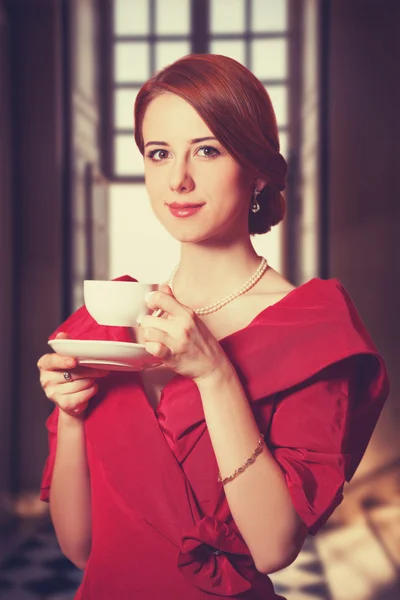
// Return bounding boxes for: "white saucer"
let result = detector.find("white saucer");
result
[48,339,162,371]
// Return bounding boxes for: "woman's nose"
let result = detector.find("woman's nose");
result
[169,160,195,193]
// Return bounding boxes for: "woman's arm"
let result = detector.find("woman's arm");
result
[49,411,92,570]
[38,340,109,569]
[196,363,308,574]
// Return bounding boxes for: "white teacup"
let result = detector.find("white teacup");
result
[83,280,159,327]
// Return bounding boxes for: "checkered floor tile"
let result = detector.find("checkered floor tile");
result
[0,519,83,600]
[269,536,332,600]
[0,518,330,599]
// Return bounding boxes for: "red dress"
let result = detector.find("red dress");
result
[40,277,389,599]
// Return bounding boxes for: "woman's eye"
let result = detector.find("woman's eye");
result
[197,145,220,158]
[147,149,169,161]
[146,146,220,161]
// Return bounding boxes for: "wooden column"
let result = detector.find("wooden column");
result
[7,0,65,497]
[0,0,14,525]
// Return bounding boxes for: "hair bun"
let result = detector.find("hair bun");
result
[249,187,286,235]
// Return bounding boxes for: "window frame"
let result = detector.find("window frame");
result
[100,0,298,185]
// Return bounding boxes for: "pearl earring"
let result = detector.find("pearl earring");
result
[251,189,261,213]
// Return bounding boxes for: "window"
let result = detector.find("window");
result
[105,0,293,279]
[108,0,192,180]
[106,0,289,180]
[209,0,289,158]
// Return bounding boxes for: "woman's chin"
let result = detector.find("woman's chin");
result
[169,230,209,244]
[161,220,212,244]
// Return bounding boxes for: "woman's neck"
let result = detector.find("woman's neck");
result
[168,240,264,310]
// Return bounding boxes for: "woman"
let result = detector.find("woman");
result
[37,54,389,599]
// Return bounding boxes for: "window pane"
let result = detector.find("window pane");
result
[251,0,288,32]
[278,130,288,159]
[210,0,245,33]
[252,221,283,272]
[110,184,180,282]
[114,42,149,82]
[155,42,191,72]
[209,40,246,65]
[155,0,190,34]
[114,0,149,35]
[115,135,144,176]
[265,85,288,127]
[252,39,287,79]
[114,89,140,130]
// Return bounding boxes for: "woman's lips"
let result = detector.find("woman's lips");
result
[167,204,204,218]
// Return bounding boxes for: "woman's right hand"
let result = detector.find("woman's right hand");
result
[37,332,110,417]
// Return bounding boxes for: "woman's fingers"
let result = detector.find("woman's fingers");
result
[56,385,98,415]
[58,377,96,395]
[38,353,110,380]
[37,351,76,372]
[136,325,171,360]
[55,331,69,339]
[139,314,175,335]
[44,376,94,399]
[145,288,193,319]
[59,366,111,381]
[45,378,99,413]
[71,401,89,415]
[37,348,111,416]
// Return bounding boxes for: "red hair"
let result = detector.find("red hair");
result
[134,54,287,235]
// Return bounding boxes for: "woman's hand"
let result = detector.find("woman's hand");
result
[138,285,231,383]
[37,333,110,417]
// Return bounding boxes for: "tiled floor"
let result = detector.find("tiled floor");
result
[0,518,83,600]
[316,503,400,600]
[270,536,333,600]
[0,516,330,600]
[0,503,399,600]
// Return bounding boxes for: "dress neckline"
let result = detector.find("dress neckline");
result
[137,278,326,414]
[216,277,319,345]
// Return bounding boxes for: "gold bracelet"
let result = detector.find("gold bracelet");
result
[217,434,265,486]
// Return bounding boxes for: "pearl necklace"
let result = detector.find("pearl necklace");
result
[167,256,268,316]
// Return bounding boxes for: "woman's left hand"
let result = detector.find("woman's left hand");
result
[138,285,230,383]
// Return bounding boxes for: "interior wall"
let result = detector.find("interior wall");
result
[327,0,400,477]
[0,0,14,523]
[2,0,398,510]
[7,0,65,493]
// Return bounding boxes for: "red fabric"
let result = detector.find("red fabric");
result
[41,277,389,599]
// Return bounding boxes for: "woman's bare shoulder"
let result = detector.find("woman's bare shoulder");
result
[254,266,296,299]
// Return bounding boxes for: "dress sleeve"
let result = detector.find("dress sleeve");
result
[40,405,60,502]
[40,274,137,502]
[264,356,384,535]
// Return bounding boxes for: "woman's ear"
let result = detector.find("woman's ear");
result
[254,177,268,192]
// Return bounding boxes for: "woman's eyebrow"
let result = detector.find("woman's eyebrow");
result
[144,136,218,148]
